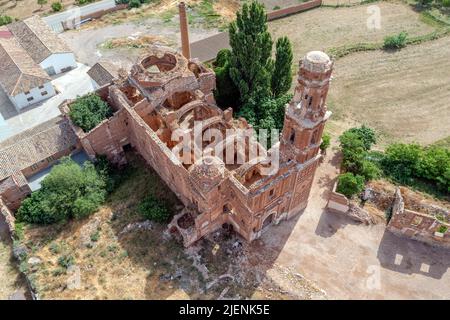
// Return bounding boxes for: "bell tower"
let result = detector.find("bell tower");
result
[280,51,333,164]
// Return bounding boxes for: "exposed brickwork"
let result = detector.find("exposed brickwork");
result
[56,46,333,246]
[388,188,450,248]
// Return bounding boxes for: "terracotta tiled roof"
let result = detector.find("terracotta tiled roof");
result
[0,118,78,180]
[0,36,51,96]
[87,61,119,87]
[8,15,72,64]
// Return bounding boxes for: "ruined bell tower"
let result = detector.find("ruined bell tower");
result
[280,51,333,164]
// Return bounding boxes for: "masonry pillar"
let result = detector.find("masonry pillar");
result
[179,2,191,59]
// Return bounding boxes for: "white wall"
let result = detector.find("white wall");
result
[9,82,56,110]
[40,53,77,75]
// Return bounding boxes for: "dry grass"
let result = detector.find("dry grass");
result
[328,35,450,146]
[269,1,450,146]
[100,34,173,50]
[88,0,239,29]
[0,0,80,20]
[269,2,436,66]
[17,152,323,300]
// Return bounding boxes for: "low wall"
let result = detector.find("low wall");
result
[326,181,349,214]
[267,0,322,21]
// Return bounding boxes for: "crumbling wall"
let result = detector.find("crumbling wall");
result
[388,188,450,248]
[327,181,350,214]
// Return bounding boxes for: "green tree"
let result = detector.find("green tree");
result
[69,94,112,132]
[271,36,293,97]
[382,143,422,183]
[213,49,240,109]
[228,1,273,103]
[337,173,365,198]
[17,158,107,224]
[37,0,48,10]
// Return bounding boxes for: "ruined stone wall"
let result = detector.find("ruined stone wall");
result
[327,181,350,214]
[388,188,450,248]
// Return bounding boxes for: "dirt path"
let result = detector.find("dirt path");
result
[61,18,219,67]
[258,143,450,299]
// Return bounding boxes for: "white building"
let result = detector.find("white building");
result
[0,32,56,110]
[8,15,77,76]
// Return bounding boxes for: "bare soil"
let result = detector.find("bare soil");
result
[0,0,81,20]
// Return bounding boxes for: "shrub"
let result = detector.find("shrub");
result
[383,32,408,50]
[438,225,448,234]
[443,0,450,7]
[346,125,376,151]
[69,94,112,132]
[416,146,450,190]
[0,15,13,26]
[320,133,331,152]
[360,160,381,181]
[17,158,107,224]
[115,0,130,3]
[129,0,141,8]
[382,143,422,183]
[51,2,62,11]
[58,255,75,269]
[139,195,171,223]
[336,173,365,198]
[339,130,366,173]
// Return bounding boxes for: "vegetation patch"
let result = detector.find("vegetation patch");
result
[16,158,107,224]
[69,94,113,132]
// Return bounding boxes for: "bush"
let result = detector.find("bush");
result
[320,133,331,152]
[58,255,75,269]
[443,0,450,7]
[129,0,141,8]
[360,160,381,181]
[139,196,170,223]
[69,94,112,132]
[383,32,408,50]
[51,2,62,11]
[382,143,422,183]
[336,173,365,198]
[0,15,13,26]
[339,130,366,173]
[17,158,107,224]
[346,125,376,151]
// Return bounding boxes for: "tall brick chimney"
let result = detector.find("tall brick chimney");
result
[179,2,191,59]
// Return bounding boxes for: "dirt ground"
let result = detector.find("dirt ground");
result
[269,2,435,67]
[269,2,449,146]
[15,145,450,300]
[17,153,326,300]
[0,0,80,19]
[261,144,450,299]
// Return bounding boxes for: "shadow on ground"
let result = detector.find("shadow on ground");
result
[377,230,450,280]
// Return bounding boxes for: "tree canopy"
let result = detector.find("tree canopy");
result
[17,158,107,224]
[69,94,113,132]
